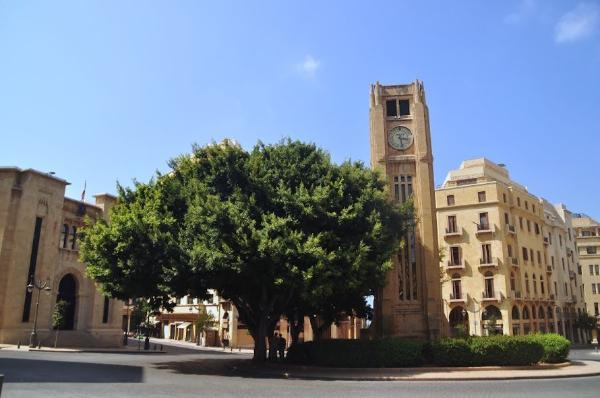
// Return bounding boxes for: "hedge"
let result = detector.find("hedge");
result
[286,338,425,368]
[286,334,570,368]
[525,333,570,363]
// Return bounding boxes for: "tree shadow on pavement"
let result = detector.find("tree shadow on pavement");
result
[0,358,143,383]
[153,358,288,379]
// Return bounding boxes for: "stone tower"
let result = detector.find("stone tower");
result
[369,80,442,339]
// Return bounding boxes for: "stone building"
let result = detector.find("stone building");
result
[572,214,600,321]
[369,81,442,339]
[0,167,123,347]
[435,159,584,340]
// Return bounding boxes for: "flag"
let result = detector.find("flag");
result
[81,181,86,202]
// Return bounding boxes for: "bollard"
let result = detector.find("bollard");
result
[38,342,41,349]
[160,344,163,351]
[17,341,21,349]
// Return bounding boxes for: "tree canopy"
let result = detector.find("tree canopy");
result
[80,139,411,361]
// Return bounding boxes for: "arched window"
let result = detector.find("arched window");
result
[532,304,537,319]
[547,306,554,319]
[523,305,530,319]
[482,305,502,320]
[532,274,537,295]
[510,272,516,292]
[525,273,530,293]
[484,271,494,299]
[512,305,520,320]
[449,306,469,336]
[538,306,545,319]
[60,224,69,248]
[451,273,462,300]
[57,274,77,330]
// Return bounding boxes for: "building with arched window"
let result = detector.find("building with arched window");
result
[436,159,585,339]
[0,167,122,347]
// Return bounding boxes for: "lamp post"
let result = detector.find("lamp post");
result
[27,279,52,348]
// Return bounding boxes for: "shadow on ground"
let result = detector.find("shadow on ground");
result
[153,358,288,379]
[0,357,143,383]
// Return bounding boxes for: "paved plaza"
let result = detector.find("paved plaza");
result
[1,340,600,398]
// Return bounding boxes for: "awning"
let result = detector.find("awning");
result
[177,322,191,329]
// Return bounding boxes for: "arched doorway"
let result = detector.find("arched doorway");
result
[57,274,77,330]
[449,306,469,337]
[482,305,503,335]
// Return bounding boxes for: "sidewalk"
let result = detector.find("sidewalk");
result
[235,360,600,381]
[147,337,254,355]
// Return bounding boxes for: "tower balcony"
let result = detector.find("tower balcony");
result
[447,260,465,270]
[476,223,494,235]
[444,227,462,238]
[479,257,499,268]
[449,293,466,303]
[481,292,502,302]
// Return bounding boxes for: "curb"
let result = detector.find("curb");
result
[231,361,600,381]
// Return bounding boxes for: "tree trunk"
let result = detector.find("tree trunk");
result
[290,317,301,346]
[252,315,269,362]
[309,316,321,342]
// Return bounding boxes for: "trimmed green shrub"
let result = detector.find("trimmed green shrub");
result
[430,336,544,366]
[468,335,543,366]
[286,338,425,368]
[429,338,473,366]
[525,333,570,363]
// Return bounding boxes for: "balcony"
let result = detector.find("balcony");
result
[479,257,499,268]
[506,224,516,235]
[476,223,493,235]
[444,227,462,238]
[481,292,502,302]
[449,293,466,303]
[543,237,549,245]
[546,265,553,273]
[508,256,519,267]
[510,290,522,300]
[447,260,465,270]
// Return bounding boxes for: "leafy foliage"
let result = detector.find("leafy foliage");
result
[52,300,68,330]
[526,333,571,363]
[81,139,408,361]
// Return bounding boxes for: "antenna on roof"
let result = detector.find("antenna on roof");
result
[49,171,56,175]
[498,163,506,168]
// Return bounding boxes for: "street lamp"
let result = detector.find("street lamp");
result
[27,279,52,348]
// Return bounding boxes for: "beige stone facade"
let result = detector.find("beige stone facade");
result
[573,214,600,321]
[370,81,442,339]
[0,167,123,347]
[436,159,585,341]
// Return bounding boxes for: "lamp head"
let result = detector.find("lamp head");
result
[27,283,34,293]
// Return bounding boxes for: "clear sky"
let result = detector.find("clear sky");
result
[1,1,599,218]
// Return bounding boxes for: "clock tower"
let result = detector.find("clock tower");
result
[369,80,442,339]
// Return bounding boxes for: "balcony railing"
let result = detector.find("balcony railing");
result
[543,237,549,245]
[476,223,493,234]
[479,257,499,268]
[447,260,464,269]
[509,256,519,267]
[546,265,553,273]
[511,290,522,300]
[482,291,501,301]
[449,293,466,302]
[506,224,516,234]
[444,227,462,237]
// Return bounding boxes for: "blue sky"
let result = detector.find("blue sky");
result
[1,1,599,218]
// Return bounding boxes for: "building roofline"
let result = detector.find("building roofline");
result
[0,166,70,185]
[63,196,103,211]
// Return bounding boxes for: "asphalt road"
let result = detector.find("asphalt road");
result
[1,341,600,398]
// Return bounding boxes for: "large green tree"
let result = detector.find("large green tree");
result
[81,139,409,361]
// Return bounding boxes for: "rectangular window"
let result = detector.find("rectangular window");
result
[596,264,599,275]
[447,195,455,206]
[386,100,397,117]
[508,244,513,257]
[447,215,457,233]
[517,197,521,207]
[504,213,510,225]
[450,246,461,266]
[482,244,492,264]
[479,212,489,230]
[22,217,43,322]
[593,284,598,295]
[595,303,599,316]
[522,247,529,261]
[393,176,412,203]
[102,296,110,323]
[530,249,534,265]
[519,217,523,230]
[532,204,536,213]
[587,247,597,254]
[70,226,78,250]
[559,235,563,246]
[527,220,531,232]
[551,256,555,266]
[537,251,541,264]
[399,99,410,116]
[503,193,507,203]
[525,201,529,210]
[60,224,69,248]
[478,191,486,202]
[534,223,540,235]
[591,265,595,275]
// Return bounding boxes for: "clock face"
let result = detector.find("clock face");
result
[388,126,413,150]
